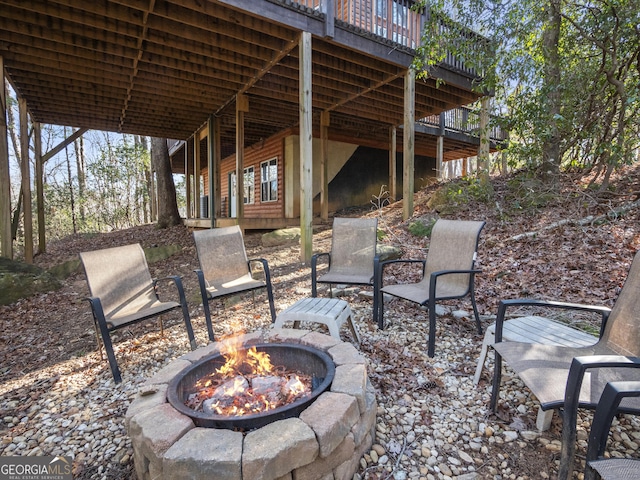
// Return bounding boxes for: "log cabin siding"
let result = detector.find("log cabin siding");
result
[202,132,287,219]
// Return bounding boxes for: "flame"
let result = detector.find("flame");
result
[246,346,274,376]
[189,333,313,418]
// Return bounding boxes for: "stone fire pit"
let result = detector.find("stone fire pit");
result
[125,328,377,480]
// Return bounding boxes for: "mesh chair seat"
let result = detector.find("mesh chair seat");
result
[590,459,640,480]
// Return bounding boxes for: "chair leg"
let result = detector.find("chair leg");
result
[88,299,122,383]
[427,297,436,358]
[489,350,503,412]
[377,291,385,329]
[93,322,104,360]
[177,301,197,351]
[265,285,276,324]
[196,270,215,342]
[470,288,483,334]
[203,299,215,342]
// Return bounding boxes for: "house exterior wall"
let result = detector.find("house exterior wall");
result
[200,131,436,219]
[201,131,287,218]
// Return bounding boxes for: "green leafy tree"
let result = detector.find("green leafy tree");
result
[414,0,640,188]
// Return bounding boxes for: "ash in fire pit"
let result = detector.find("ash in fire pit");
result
[167,342,335,430]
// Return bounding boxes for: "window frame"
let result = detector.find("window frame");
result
[260,157,278,203]
[243,166,255,205]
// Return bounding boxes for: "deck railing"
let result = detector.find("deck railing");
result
[419,107,508,142]
[290,0,487,76]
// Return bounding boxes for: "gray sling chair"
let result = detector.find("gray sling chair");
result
[193,226,276,342]
[376,219,485,357]
[584,380,640,480]
[79,243,196,384]
[490,249,640,480]
[311,217,380,319]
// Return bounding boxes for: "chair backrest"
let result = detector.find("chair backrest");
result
[600,250,640,357]
[193,226,251,286]
[328,217,378,277]
[79,243,156,319]
[421,219,485,295]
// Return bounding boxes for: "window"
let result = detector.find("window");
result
[261,158,278,202]
[243,166,254,204]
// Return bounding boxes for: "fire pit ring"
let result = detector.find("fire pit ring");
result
[125,329,377,480]
[167,342,335,430]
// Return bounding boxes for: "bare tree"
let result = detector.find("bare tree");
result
[150,137,180,228]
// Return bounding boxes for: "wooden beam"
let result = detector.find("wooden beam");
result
[0,57,12,259]
[19,97,33,263]
[185,139,192,219]
[42,127,88,163]
[208,115,221,226]
[194,130,201,218]
[436,135,444,180]
[299,32,313,264]
[478,96,490,171]
[389,126,396,202]
[236,94,246,220]
[403,68,415,221]
[34,123,45,254]
[320,111,329,221]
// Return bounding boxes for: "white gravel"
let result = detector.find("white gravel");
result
[1,237,639,480]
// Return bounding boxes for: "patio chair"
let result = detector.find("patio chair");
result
[311,217,380,317]
[79,243,196,384]
[193,226,276,341]
[489,250,640,480]
[584,380,640,480]
[376,219,485,357]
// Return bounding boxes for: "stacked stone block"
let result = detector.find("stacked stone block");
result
[125,328,377,480]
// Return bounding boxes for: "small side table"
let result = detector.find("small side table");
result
[274,297,360,345]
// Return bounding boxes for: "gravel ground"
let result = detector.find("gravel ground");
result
[2,179,640,479]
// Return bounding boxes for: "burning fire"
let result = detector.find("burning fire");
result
[185,334,312,417]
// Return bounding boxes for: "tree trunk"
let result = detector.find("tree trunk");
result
[151,137,181,228]
[541,0,562,186]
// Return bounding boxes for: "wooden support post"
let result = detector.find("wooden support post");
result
[436,135,444,180]
[150,148,156,221]
[389,126,396,201]
[436,112,444,180]
[19,97,33,263]
[208,115,221,226]
[322,0,335,38]
[194,131,202,218]
[34,123,45,254]
[184,140,191,219]
[402,68,415,221]
[478,96,490,172]
[320,111,329,221]
[299,31,313,264]
[0,57,12,259]
[236,94,248,222]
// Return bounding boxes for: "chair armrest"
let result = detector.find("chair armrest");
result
[154,275,188,304]
[585,379,640,474]
[494,299,611,343]
[560,355,640,479]
[311,252,331,273]
[248,258,272,284]
[378,259,426,288]
[84,296,111,330]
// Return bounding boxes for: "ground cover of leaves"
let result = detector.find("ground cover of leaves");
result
[1,164,640,479]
